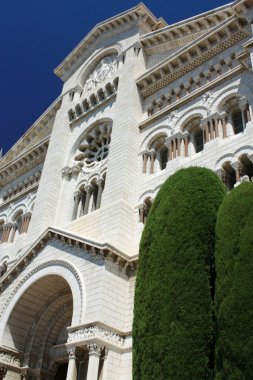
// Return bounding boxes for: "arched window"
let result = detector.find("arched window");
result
[195,128,204,153]
[183,117,203,154]
[159,146,168,170]
[146,134,168,173]
[232,109,243,135]
[11,211,24,242]
[238,154,253,181]
[0,221,4,243]
[222,96,251,135]
[222,162,237,190]
[72,176,106,220]
[139,197,153,224]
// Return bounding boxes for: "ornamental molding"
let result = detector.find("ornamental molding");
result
[0,227,137,294]
[0,97,61,173]
[54,4,165,80]
[0,140,49,188]
[66,322,132,353]
[140,0,250,54]
[139,64,244,130]
[1,170,41,205]
[137,16,249,98]
[0,258,84,325]
[84,55,118,92]
[0,352,20,367]
[0,348,22,373]
[67,326,124,347]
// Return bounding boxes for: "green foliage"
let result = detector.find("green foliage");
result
[215,182,253,379]
[133,167,226,380]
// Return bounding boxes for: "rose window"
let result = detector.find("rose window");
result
[75,123,112,168]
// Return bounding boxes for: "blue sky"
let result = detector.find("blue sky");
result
[0,0,231,155]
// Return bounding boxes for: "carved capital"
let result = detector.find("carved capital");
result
[88,344,102,356]
[71,165,82,178]
[67,346,76,358]
[97,178,104,188]
[62,166,71,180]
[74,191,82,200]
[84,185,94,195]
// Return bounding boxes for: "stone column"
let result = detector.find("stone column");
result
[98,348,109,380]
[173,140,177,159]
[239,100,247,130]
[221,116,227,138]
[20,213,32,234]
[86,345,102,380]
[8,223,17,243]
[150,151,156,174]
[184,137,189,157]
[177,139,181,156]
[232,162,241,183]
[96,179,104,210]
[168,142,172,160]
[246,104,251,123]
[0,367,7,380]
[214,118,219,137]
[142,153,148,173]
[72,191,82,220]
[209,120,214,140]
[139,205,145,224]
[226,114,234,136]
[66,348,77,380]
[205,125,209,143]
[217,119,223,138]
[83,186,93,215]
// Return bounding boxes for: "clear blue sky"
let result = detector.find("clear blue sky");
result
[0,0,231,155]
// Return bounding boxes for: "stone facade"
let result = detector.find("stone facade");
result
[0,1,253,379]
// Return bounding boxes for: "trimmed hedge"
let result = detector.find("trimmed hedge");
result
[215,182,253,380]
[133,167,226,380]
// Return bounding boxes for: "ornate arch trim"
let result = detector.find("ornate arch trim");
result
[0,258,85,344]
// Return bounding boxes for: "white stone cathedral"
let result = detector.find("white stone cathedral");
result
[0,1,253,379]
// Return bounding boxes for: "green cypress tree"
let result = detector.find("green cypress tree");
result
[133,167,225,380]
[215,182,253,380]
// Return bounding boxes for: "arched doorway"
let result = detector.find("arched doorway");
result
[2,275,74,379]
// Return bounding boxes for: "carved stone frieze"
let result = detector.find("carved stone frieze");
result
[67,325,124,347]
[84,55,118,92]
[0,351,21,368]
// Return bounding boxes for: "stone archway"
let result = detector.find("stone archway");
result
[1,275,74,379]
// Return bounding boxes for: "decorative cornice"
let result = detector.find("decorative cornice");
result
[0,98,61,171]
[140,0,252,54]
[0,347,22,373]
[0,140,49,188]
[1,170,41,204]
[138,63,244,129]
[66,322,132,353]
[0,226,138,292]
[54,3,166,80]
[137,16,249,98]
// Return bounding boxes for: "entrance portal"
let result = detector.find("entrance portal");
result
[1,275,73,379]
